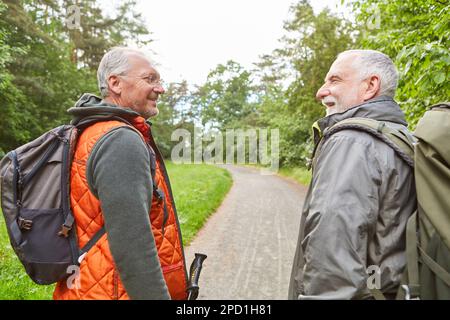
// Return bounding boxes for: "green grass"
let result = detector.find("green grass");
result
[240,163,312,186]
[0,162,232,300]
[278,166,312,186]
[165,162,233,245]
[0,215,56,300]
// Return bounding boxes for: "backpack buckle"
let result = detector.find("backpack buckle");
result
[58,224,72,238]
[400,285,420,300]
[18,217,33,231]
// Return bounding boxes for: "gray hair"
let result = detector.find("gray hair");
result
[97,47,153,97]
[338,49,399,97]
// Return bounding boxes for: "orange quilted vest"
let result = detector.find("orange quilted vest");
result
[53,118,188,300]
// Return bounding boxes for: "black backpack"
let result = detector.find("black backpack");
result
[0,124,106,285]
[0,116,168,285]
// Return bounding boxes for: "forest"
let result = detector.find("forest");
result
[0,0,449,168]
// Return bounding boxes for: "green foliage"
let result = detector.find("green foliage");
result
[189,0,447,168]
[189,2,356,167]
[0,2,28,152]
[166,162,233,245]
[352,0,450,127]
[278,166,312,186]
[0,0,150,153]
[1,0,446,175]
[66,0,152,68]
[152,80,195,158]
[273,1,355,166]
[192,60,256,130]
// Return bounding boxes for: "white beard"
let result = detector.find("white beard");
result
[322,96,348,116]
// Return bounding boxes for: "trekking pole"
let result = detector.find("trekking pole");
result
[186,253,207,300]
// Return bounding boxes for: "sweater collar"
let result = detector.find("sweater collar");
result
[316,95,407,133]
[68,93,152,140]
[312,96,407,145]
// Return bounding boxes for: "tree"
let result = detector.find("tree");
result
[255,0,355,166]
[0,0,98,148]
[0,0,152,154]
[351,0,450,127]
[151,80,194,158]
[192,60,256,130]
[0,0,47,152]
[65,0,152,69]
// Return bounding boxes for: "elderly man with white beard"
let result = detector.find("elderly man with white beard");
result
[288,50,417,300]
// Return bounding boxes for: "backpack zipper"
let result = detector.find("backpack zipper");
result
[10,151,21,209]
[22,127,66,186]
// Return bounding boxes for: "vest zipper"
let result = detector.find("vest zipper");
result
[146,121,189,291]
[160,191,168,235]
[113,270,119,300]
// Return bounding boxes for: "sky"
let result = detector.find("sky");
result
[126,0,346,86]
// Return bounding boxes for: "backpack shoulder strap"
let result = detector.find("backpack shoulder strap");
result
[430,102,450,111]
[323,117,415,168]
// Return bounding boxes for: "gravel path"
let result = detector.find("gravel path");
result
[184,165,308,300]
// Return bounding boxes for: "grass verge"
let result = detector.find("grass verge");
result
[0,214,56,300]
[165,162,232,245]
[240,163,312,186]
[278,166,312,186]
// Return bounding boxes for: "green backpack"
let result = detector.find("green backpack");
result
[316,102,450,300]
[407,102,450,300]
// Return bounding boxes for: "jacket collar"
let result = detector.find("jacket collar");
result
[68,93,152,140]
[312,95,407,145]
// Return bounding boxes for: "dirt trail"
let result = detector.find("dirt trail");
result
[184,165,308,300]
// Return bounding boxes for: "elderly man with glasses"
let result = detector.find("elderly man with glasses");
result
[289,50,417,300]
[53,47,188,300]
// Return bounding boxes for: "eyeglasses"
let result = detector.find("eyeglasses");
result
[119,74,164,87]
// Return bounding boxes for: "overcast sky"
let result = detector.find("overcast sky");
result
[126,0,345,85]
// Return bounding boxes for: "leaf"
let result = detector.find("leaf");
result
[433,72,445,85]
[442,55,450,65]
[403,59,412,76]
